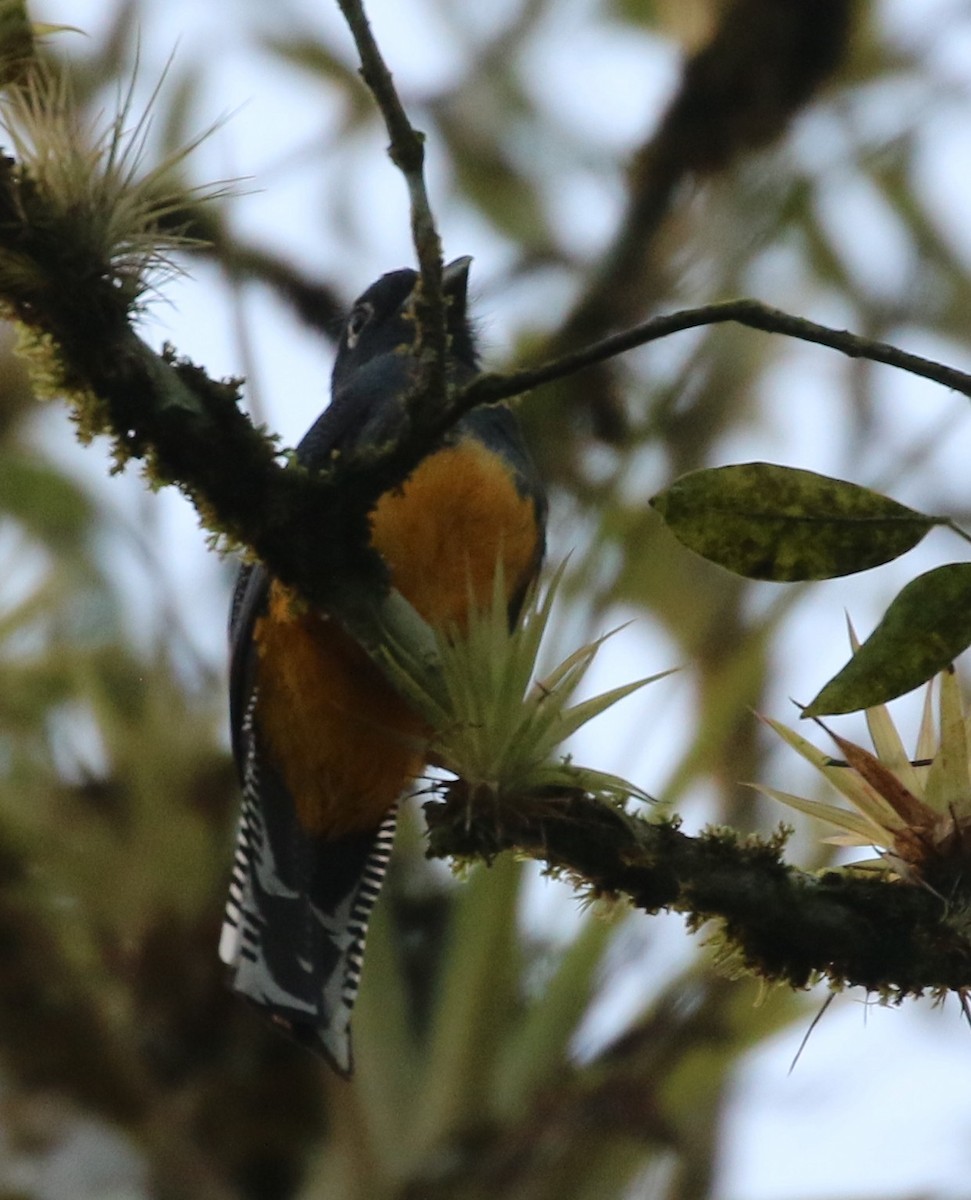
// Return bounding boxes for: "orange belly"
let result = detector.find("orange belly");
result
[253,437,539,837]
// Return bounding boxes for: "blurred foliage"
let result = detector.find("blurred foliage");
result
[1,0,971,1198]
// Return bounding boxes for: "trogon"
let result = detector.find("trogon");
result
[220,258,547,1075]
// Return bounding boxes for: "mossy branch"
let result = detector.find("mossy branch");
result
[424,788,971,998]
[0,142,440,663]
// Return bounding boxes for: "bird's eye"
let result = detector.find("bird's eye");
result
[345,302,373,350]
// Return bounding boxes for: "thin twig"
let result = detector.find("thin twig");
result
[320,292,971,546]
[334,0,448,411]
[946,519,971,549]
[457,298,971,412]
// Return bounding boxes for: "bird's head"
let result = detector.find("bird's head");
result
[331,256,476,393]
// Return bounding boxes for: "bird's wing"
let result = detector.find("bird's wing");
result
[223,399,401,1070]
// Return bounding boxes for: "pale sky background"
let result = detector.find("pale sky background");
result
[19,1,971,1197]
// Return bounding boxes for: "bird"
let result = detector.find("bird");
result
[219,257,547,1075]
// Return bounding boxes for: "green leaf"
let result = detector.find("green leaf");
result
[0,455,94,549]
[350,900,421,1169]
[412,857,523,1153]
[494,907,622,1119]
[650,463,942,581]
[804,563,971,715]
[380,561,661,801]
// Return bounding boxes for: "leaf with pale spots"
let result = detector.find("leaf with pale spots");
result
[805,564,971,715]
[650,463,942,581]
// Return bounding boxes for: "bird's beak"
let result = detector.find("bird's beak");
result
[442,255,472,320]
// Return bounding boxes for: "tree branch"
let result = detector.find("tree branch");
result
[460,299,971,409]
[335,0,450,419]
[345,297,971,490]
[424,789,971,997]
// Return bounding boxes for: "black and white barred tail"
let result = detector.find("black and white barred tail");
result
[220,694,398,1075]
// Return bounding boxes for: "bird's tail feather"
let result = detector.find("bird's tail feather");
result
[220,699,398,1075]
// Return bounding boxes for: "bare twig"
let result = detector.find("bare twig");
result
[457,298,971,412]
[334,0,448,412]
[322,295,971,495]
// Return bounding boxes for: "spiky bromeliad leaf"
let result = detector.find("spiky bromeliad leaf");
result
[0,53,229,316]
[762,668,971,878]
[650,463,943,581]
[381,563,669,804]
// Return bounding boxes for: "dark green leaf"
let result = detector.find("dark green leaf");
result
[804,563,971,715]
[0,456,94,549]
[650,463,941,581]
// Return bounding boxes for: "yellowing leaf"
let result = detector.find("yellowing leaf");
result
[824,728,930,830]
[923,668,971,814]
[758,715,905,831]
[749,783,889,846]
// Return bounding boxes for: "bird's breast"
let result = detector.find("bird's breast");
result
[370,434,541,626]
[252,433,541,837]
